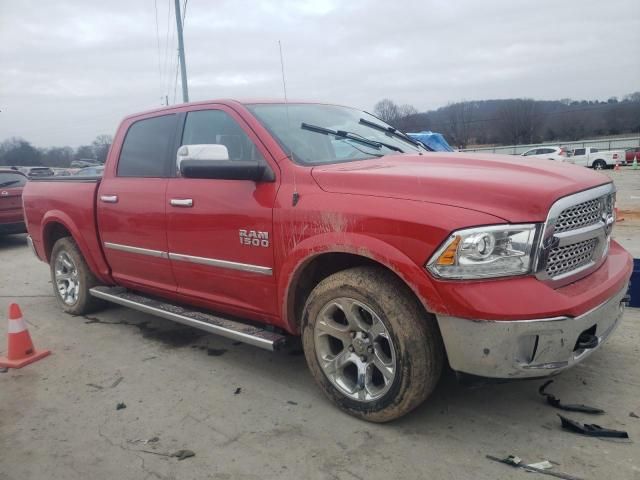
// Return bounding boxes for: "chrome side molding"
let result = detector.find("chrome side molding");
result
[168,252,272,275]
[104,242,168,259]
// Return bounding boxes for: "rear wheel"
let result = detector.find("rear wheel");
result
[302,266,443,422]
[593,159,607,170]
[50,237,105,315]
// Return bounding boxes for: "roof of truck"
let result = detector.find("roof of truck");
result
[122,99,345,121]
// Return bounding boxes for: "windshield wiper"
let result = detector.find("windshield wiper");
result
[359,117,432,151]
[301,122,403,153]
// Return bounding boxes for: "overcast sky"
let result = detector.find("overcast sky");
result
[1,0,639,147]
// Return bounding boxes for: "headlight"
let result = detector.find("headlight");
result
[427,224,539,279]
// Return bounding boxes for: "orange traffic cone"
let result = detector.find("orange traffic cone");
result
[0,304,50,369]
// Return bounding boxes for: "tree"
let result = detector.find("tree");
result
[41,146,74,167]
[623,91,640,102]
[0,137,42,166]
[74,145,96,161]
[442,102,475,148]
[373,99,400,124]
[496,99,543,144]
[92,134,113,163]
[373,99,419,130]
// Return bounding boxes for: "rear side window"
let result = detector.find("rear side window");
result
[573,148,586,156]
[0,172,26,188]
[181,110,265,162]
[117,115,177,177]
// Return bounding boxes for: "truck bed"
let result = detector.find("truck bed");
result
[22,176,112,283]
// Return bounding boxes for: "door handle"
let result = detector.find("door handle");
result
[170,198,193,208]
[100,195,118,203]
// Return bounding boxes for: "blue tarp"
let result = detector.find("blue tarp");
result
[407,131,454,152]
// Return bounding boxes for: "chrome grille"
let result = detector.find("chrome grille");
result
[546,238,598,278]
[554,198,602,233]
[536,184,615,286]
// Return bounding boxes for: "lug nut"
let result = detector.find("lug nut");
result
[348,345,354,352]
[362,332,368,338]
[350,332,357,339]
[367,346,374,354]
[360,355,367,362]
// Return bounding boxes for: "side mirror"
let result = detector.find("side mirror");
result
[177,144,229,170]
[177,144,274,182]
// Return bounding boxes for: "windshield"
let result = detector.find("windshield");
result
[0,172,27,188]
[246,103,425,165]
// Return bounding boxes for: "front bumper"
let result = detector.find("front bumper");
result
[436,284,629,379]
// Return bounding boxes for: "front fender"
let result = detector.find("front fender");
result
[278,231,448,332]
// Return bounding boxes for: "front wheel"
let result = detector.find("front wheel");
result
[593,159,607,170]
[50,237,106,315]
[302,266,443,422]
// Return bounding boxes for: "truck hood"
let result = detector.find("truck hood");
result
[311,153,611,223]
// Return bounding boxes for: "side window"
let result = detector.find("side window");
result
[181,110,265,162]
[590,148,598,153]
[573,148,586,156]
[117,115,177,177]
[523,149,535,156]
[541,148,554,154]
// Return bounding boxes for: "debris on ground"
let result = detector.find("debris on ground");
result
[116,402,127,410]
[129,436,160,445]
[234,387,242,395]
[558,414,629,439]
[630,412,639,419]
[207,348,227,356]
[110,376,123,388]
[539,380,604,414]
[87,383,104,390]
[171,449,195,460]
[528,461,554,470]
[287,400,298,405]
[135,448,195,460]
[486,454,584,480]
[0,367,8,373]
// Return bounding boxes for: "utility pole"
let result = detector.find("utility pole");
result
[174,0,189,103]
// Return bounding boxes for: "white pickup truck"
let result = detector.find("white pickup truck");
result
[569,147,626,170]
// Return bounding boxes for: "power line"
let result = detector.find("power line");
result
[153,0,163,104]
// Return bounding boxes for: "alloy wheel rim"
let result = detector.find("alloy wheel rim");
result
[55,251,80,305]
[314,297,397,402]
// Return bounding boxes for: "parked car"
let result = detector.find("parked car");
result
[71,160,101,168]
[24,166,55,178]
[23,100,632,422]
[625,146,640,163]
[570,147,626,169]
[75,166,104,176]
[520,146,568,161]
[0,169,28,235]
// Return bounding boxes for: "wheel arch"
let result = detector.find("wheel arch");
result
[41,211,111,283]
[279,233,446,334]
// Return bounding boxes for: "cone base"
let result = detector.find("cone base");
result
[0,349,51,369]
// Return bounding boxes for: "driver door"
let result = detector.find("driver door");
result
[165,106,280,317]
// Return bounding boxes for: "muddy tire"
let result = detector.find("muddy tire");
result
[302,266,443,422]
[50,237,106,315]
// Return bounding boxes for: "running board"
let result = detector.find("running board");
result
[89,286,288,351]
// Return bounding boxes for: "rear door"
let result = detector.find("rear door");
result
[0,171,26,225]
[97,114,178,293]
[165,106,279,316]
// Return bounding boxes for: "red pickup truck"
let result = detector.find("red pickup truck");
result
[23,100,632,422]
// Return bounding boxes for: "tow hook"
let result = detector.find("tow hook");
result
[575,332,598,350]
